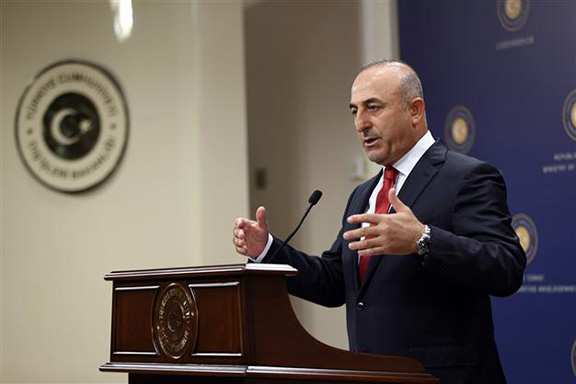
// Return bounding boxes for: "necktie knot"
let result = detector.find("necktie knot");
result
[384,166,398,181]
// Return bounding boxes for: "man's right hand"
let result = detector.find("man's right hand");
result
[233,206,269,258]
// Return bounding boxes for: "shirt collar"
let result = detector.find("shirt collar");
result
[384,130,435,178]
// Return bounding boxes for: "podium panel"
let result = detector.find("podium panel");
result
[100,264,438,384]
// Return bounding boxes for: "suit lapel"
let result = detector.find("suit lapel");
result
[348,172,381,217]
[360,140,447,291]
[394,140,447,212]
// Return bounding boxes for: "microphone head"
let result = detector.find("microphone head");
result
[308,190,323,205]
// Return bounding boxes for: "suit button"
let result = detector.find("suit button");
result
[356,302,364,311]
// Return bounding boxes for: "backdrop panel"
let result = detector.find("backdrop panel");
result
[399,1,576,383]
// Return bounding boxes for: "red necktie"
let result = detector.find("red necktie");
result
[359,166,398,283]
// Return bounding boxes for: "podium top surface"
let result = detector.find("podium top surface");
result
[104,263,298,281]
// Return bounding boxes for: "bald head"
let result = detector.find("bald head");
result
[359,60,424,109]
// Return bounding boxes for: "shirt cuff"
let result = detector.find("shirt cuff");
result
[249,234,274,263]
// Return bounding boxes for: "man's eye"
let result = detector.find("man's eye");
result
[351,109,358,116]
[368,105,380,111]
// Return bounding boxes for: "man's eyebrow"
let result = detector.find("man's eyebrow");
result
[349,98,382,109]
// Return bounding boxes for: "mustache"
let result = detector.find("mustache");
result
[361,129,379,139]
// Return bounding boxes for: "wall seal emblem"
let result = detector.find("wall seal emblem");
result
[15,60,129,193]
[512,213,538,266]
[444,105,475,154]
[497,0,530,32]
[153,283,198,360]
[562,88,576,142]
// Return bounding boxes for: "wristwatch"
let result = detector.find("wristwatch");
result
[416,225,431,255]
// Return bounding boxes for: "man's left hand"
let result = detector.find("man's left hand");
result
[343,188,425,256]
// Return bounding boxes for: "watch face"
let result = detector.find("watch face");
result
[417,227,431,254]
[417,238,428,252]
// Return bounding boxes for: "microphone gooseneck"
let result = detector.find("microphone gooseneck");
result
[269,190,323,260]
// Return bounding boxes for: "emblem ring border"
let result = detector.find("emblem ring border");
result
[571,339,576,377]
[512,213,538,266]
[153,282,199,360]
[444,105,476,155]
[14,59,130,193]
[562,88,576,142]
[497,0,530,32]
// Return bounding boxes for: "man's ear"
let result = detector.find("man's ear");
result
[410,98,425,125]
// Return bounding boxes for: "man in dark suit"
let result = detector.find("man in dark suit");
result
[233,60,526,384]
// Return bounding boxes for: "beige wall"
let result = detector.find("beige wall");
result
[1,1,248,383]
[245,0,399,350]
[1,0,399,381]
[245,1,355,350]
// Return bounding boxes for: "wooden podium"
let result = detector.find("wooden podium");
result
[100,263,438,384]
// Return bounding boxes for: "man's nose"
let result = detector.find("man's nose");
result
[355,111,371,133]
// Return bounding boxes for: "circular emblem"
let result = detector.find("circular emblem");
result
[497,0,530,32]
[444,105,475,154]
[512,213,538,265]
[562,89,576,142]
[571,340,576,378]
[15,60,129,193]
[154,283,198,359]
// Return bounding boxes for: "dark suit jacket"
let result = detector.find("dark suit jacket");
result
[265,140,526,384]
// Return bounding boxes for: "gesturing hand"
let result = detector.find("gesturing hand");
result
[233,206,269,258]
[343,188,425,256]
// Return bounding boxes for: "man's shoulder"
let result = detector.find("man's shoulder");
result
[439,149,506,191]
[446,149,485,166]
[443,146,496,172]
[422,141,502,184]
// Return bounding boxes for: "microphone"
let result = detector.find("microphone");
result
[308,190,322,205]
[269,190,323,260]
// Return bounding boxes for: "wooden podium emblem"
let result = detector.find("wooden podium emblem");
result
[153,283,198,359]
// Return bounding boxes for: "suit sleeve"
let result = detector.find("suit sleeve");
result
[422,162,526,297]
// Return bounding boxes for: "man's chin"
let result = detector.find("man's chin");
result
[365,151,386,166]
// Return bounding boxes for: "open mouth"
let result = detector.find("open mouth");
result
[364,137,379,147]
